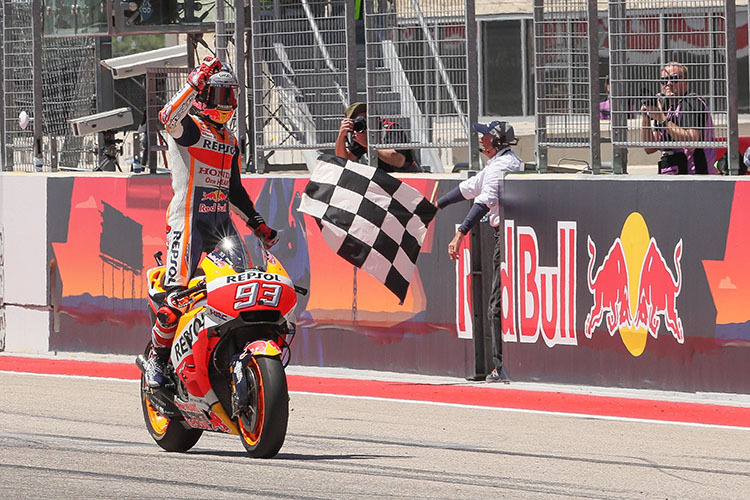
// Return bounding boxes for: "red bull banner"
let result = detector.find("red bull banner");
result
[502,177,747,394]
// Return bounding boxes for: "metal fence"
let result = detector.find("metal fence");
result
[608,0,737,172]
[533,0,738,174]
[249,0,356,172]
[2,0,97,172]
[364,0,476,172]
[145,67,191,172]
[533,0,601,172]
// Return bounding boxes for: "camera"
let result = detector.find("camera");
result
[69,107,134,136]
[640,89,664,108]
[352,115,367,133]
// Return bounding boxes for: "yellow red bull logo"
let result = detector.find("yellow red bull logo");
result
[586,212,683,356]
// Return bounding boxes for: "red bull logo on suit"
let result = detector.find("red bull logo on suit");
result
[585,212,684,356]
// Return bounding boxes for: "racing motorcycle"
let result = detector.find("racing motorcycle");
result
[135,236,306,458]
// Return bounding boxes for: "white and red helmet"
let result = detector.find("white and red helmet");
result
[194,66,239,125]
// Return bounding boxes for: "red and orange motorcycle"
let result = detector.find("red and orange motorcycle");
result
[136,238,306,458]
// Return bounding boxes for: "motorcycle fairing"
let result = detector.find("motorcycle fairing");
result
[173,399,237,433]
[172,306,219,399]
[206,270,298,320]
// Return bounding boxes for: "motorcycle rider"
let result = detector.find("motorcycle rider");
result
[144,56,279,387]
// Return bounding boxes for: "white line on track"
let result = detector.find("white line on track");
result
[5,370,747,431]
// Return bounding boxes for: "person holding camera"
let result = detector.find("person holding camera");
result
[335,102,422,173]
[433,121,522,383]
[640,61,717,175]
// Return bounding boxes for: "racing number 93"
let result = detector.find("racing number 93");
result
[234,282,282,310]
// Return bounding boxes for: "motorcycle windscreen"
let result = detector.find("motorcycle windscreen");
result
[207,233,251,270]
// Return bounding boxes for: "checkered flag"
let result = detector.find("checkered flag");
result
[298,154,437,303]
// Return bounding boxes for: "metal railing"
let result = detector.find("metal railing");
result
[533,0,601,172]
[364,0,476,172]
[249,0,355,172]
[608,0,737,173]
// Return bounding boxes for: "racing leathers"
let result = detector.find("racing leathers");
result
[150,81,275,364]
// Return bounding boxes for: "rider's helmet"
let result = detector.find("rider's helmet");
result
[194,66,239,125]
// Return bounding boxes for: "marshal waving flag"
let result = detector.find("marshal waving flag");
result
[298,154,437,303]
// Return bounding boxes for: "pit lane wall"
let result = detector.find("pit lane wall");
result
[0,173,748,394]
[0,173,476,379]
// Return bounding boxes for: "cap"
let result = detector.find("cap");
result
[345,102,367,118]
[473,120,517,146]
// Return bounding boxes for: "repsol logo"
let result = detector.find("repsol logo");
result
[201,139,237,155]
[226,271,282,283]
[174,315,205,363]
[166,231,183,279]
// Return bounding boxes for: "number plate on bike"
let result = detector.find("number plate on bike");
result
[206,271,297,318]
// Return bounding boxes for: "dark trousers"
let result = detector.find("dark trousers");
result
[488,229,503,369]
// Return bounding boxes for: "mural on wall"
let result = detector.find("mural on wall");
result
[703,182,750,347]
[46,175,468,375]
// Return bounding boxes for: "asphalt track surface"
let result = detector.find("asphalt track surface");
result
[1,355,749,500]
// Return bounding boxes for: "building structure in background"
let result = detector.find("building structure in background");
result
[0,1,745,173]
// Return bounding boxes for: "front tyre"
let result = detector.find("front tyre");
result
[237,356,289,458]
[140,374,203,452]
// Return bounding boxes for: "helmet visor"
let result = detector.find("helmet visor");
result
[207,86,237,109]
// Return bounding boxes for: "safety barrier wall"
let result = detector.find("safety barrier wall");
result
[0,172,748,394]
[500,175,749,394]
[0,172,477,378]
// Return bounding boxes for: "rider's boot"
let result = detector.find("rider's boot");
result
[145,346,171,388]
[146,294,184,388]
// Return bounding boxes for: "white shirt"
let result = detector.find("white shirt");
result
[458,147,522,228]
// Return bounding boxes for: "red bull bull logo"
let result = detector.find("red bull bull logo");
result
[201,190,228,203]
[586,212,684,356]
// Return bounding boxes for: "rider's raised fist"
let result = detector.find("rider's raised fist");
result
[187,56,222,91]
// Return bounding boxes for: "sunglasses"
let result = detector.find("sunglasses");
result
[660,75,683,84]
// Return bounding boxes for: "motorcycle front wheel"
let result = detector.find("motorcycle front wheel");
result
[237,355,289,458]
[140,374,203,452]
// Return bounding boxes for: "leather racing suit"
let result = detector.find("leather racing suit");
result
[153,82,268,348]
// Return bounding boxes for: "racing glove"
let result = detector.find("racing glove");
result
[187,56,222,91]
[253,222,279,250]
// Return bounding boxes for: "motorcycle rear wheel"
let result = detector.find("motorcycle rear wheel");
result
[140,374,203,452]
[237,355,289,458]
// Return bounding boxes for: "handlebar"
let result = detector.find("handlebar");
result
[172,279,207,301]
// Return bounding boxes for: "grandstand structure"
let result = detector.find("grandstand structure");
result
[0,0,743,173]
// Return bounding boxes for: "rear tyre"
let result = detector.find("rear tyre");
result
[237,356,289,458]
[139,345,202,452]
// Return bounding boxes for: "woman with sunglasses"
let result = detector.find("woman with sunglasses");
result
[640,61,718,175]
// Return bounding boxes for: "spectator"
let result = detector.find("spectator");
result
[335,102,422,173]
[640,61,717,175]
[434,120,522,383]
